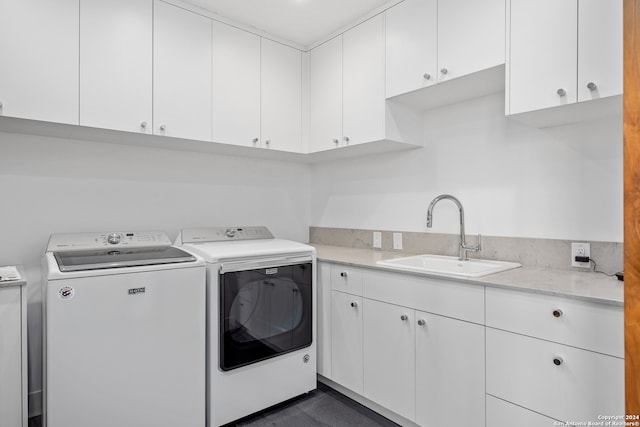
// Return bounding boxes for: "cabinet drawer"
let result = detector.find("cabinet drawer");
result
[486,328,624,423]
[486,287,623,357]
[330,264,364,296]
[487,395,558,427]
[363,269,484,324]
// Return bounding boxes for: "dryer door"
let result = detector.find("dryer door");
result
[219,260,312,371]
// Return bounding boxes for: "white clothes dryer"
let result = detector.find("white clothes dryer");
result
[175,226,316,427]
[42,231,206,427]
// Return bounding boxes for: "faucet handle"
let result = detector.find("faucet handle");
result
[462,233,482,252]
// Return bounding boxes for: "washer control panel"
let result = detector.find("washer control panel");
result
[47,231,172,252]
[180,226,274,244]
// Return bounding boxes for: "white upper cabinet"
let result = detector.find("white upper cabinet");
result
[212,21,261,147]
[261,39,302,152]
[508,0,578,114]
[385,0,437,98]
[507,0,622,123]
[343,14,385,146]
[80,0,152,134]
[309,36,343,153]
[438,0,505,82]
[385,0,505,99]
[0,0,79,124]
[577,0,623,102]
[153,1,212,141]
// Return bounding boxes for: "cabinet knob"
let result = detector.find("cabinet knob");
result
[350,301,358,308]
[343,136,350,144]
[417,319,426,326]
[423,73,431,80]
[333,138,340,145]
[440,68,448,75]
[553,357,563,366]
[265,139,271,146]
[252,137,259,144]
[587,82,597,91]
[0,101,3,109]
[340,271,348,278]
[140,121,147,129]
[159,124,166,131]
[557,88,566,97]
[400,314,409,321]
[552,309,563,318]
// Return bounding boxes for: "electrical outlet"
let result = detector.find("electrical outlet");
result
[571,242,591,268]
[393,232,403,250]
[373,231,382,249]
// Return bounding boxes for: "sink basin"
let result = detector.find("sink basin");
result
[376,254,521,278]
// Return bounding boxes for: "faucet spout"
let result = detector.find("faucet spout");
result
[426,194,480,261]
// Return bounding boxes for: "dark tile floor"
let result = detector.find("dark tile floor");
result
[227,382,399,427]
[28,383,399,427]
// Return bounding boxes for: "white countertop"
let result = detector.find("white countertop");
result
[312,244,624,306]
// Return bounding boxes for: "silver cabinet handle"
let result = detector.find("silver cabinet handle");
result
[265,139,271,146]
[440,68,448,75]
[159,124,166,131]
[400,314,409,321]
[140,121,147,129]
[333,138,340,145]
[417,319,426,326]
[423,73,431,80]
[340,271,348,278]
[0,101,3,109]
[252,138,259,144]
[343,136,350,144]
[553,357,563,366]
[552,309,563,318]
[587,82,597,91]
[557,88,566,97]
[350,301,358,308]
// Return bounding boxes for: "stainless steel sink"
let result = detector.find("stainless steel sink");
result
[376,254,521,278]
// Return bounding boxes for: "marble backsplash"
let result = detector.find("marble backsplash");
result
[309,227,624,274]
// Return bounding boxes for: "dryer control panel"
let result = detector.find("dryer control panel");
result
[46,231,172,252]
[179,226,274,244]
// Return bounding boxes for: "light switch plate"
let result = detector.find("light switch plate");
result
[393,232,403,250]
[373,231,382,249]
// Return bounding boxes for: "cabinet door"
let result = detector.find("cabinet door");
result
[509,0,577,114]
[261,39,302,152]
[153,1,212,141]
[577,0,623,102]
[363,299,415,421]
[343,14,385,146]
[212,21,261,147]
[385,0,437,98]
[486,328,624,422]
[0,287,23,427]
[309,36,343,152]
[331,291,363,394]
[487,395,559,427]
[0,0,78,124]
[437,0,505,83]
[80,0,152,133]
[415,311,485,427]
[316,263,332,378]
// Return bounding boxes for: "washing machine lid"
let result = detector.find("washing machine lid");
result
[53,246,197,272]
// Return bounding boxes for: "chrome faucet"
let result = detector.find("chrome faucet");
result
[426,194,481,261]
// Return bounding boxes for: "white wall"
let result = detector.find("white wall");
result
[0,130,311,397]
[310,93,623,243]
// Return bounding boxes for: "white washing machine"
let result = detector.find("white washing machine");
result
[174,226,316,427]
[42,231,206,427]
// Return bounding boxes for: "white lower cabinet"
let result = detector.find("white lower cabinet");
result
[486,327,624,423]
[330,290,363,394]
[323,262,485,426]
[415,311,484,427]
[363,299,415,420]
[487,395,559,427]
